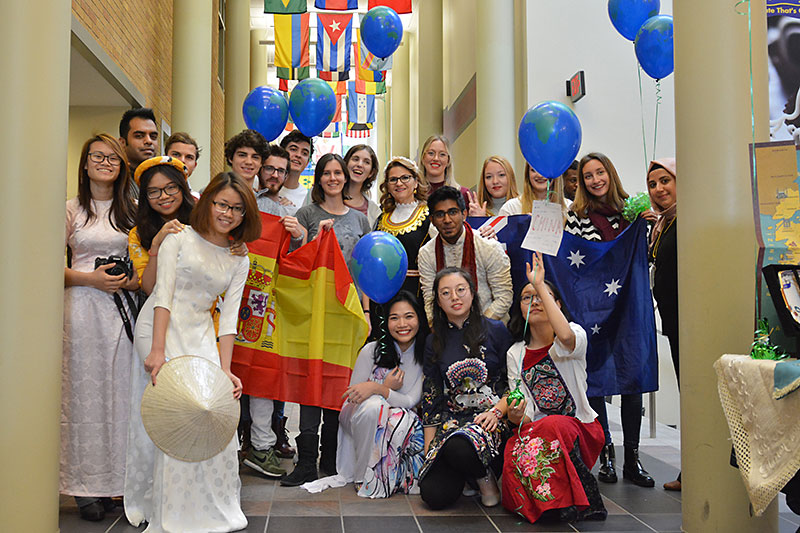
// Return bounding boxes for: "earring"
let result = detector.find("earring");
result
[414,187,418,193]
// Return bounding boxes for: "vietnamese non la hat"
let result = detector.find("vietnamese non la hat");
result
[140,355,240,462]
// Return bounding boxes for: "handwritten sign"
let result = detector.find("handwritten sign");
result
[520,201,563,256]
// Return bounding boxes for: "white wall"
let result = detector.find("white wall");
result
[525,0,675,196]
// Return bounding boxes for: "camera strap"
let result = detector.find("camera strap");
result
[112,289,138,342]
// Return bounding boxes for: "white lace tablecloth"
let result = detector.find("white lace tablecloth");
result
[715,354,800,515]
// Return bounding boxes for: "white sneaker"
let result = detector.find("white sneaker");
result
[476,470,500,507]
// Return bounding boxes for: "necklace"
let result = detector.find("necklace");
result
[651,217,675,261]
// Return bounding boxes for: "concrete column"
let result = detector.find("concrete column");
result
[476,0,515,172]
[391,41,410,159]
[173,0,214,189]
[225,0,250,140]
[413,0,443,156]
[0,1,70,530]
[674,0,775,531]
[250,28,268,91]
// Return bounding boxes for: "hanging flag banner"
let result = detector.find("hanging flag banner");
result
[354,30,387,84]
[347,81,376,125]
[316,13,353,80]
[367,0,412,14]
[359,15,394,71]
[232,214,368,410]
[265,0,307,14]
[315,0,358,10]
[325,80,347,95]
[275,13,310,80]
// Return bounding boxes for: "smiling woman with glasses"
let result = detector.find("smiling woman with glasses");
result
[418,267,513,511]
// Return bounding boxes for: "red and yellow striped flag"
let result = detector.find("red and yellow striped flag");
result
[232,214,368,410]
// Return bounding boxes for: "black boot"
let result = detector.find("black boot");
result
[280,434,319,487]
[319,415,338,476]
[273,416,296,459]
[623,446,655,487]
[597,444,617,483]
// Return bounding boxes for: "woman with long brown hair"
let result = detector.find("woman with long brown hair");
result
[62,134,138,521]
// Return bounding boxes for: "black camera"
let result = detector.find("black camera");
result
[95,256,134,279]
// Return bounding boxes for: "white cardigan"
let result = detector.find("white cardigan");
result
[506,322,597,424]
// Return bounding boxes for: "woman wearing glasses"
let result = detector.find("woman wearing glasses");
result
[419,267,513,510]
[62,134,138,521]
[132,172,261,532]
[374,157,431,300]
[284,154,372,487]
[344,144,381,226]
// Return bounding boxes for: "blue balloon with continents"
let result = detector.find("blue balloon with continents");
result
[288,78,337,138]
[608,0,661,41]
[242,86,289,141]
[360,6,403,59]
[518,101,582,179]
[349,231,408,304]
[635,15,674,80]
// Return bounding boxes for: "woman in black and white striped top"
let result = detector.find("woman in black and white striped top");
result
[564,152,655,489]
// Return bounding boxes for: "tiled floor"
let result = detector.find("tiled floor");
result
[57,404,800,533]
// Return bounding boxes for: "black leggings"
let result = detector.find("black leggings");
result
[419,435,486,510]
[588,394,643,448]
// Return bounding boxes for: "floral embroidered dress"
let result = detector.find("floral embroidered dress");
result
[420,318,513,479]
[501,323,606,523]
[337,340,425,498]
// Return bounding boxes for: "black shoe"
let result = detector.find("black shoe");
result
[78,499,105,522]
[319,415,338,476]
[273,416,296,459]
[623,446,655,487]
[280,461,318,487]
[597,444,617,483]
[280,433,319,487]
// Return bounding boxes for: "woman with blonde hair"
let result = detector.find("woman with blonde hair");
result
[499,162,566,216]
[469,155,520,216]
[418,135,471,206]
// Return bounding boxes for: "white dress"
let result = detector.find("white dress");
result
[62,197,134,496]
[124,227,249,533]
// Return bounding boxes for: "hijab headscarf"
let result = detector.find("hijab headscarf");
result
[647,157,676,250]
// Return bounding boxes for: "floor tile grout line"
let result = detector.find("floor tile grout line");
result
[406,494,424,533]
[474,499,501,533]
[104,514,122,533]
[604,498,660,533]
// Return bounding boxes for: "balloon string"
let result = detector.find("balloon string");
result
[637,59,649,174]
[734,0,760,315]
[546,177,552,202]
[653,80,662,160]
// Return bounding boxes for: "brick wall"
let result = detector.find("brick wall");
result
[72,0,225,177]
[72,0,173,131]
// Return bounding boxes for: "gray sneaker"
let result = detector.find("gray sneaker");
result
[243,447,286,478]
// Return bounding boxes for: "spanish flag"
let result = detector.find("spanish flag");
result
[232,214,368,410]
[274,13,310,80]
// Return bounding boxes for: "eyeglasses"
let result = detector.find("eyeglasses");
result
[426,150,449,160]
[388,174,414,185]
[262,165,288,178]
[88,151,122,166]
[212,201,245,217]
[438,285,469,300]
[431,208,462,221]
[520,294,542,305]
[146,183,181,200]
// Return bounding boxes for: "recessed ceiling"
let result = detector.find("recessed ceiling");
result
[69,46,130,107]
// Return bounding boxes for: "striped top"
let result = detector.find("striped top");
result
[564,210,624,243]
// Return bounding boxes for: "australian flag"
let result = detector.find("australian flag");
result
[467,215,658,397]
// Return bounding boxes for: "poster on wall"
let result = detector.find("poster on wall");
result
[768,2,800,142]
[750,140,800,351]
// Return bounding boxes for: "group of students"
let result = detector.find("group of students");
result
[61,106,679,531]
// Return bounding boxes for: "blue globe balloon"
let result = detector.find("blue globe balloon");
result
[635,15,674,80]
[349,231,408,304]
[608,0,661,41]
[288,78,337,138]
[518,101,582,179]
[242,86,289,141]
[361,6,403,59]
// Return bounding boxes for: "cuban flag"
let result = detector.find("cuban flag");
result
[316,13,352,81]
[467,215,658,398]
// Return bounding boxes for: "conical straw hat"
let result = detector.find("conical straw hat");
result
[141,355,240,462]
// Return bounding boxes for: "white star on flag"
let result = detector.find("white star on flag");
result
[604,279,622,297]
[591,324,601,335]
[329,20,341,32]
[568,250,585,268]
